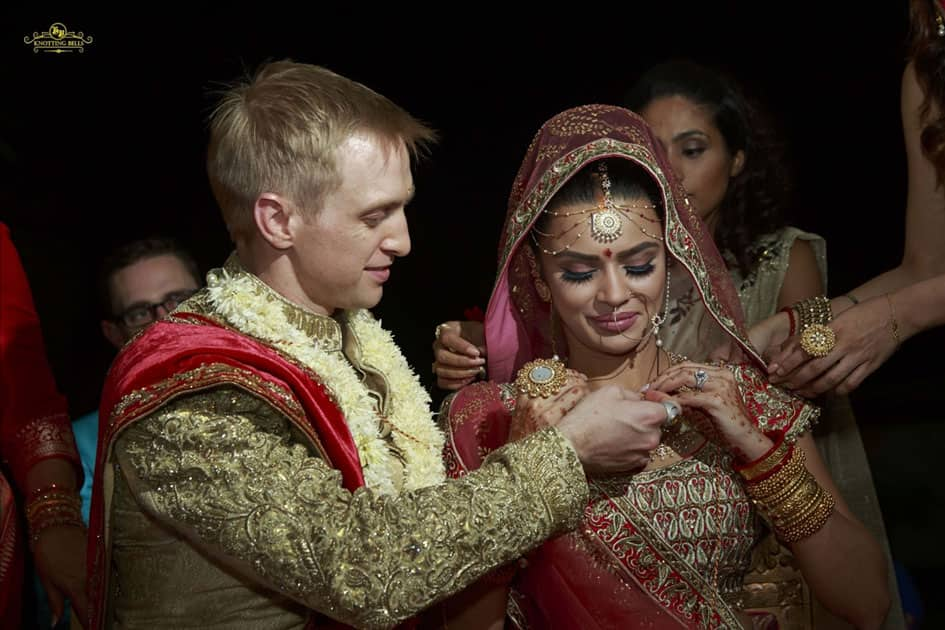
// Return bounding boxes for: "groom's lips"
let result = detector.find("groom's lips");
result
[366,266,391,283]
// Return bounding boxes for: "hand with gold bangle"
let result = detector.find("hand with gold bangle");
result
[25,483,85,548]
[731,294,837,370]
[23,459,90,625]
[792,295,836,359]
[651,359,890,622]
[766,289,911,397]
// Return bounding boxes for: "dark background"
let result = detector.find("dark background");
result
[2,6,943,626]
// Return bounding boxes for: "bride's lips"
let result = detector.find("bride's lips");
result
[588,311,639,333]
[365,266,391,283]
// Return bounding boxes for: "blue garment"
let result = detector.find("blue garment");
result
[72,410,98,524]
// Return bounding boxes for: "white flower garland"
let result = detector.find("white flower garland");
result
[206,268,445,495]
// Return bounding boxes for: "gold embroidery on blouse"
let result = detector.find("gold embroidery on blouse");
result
[729,364,820,442]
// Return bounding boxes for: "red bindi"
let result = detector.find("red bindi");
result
[603,248,613,258]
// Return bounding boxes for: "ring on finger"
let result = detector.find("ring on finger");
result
[515,355,567,398]
[799,323,836,358]
[694,368,709,390]
[660,400,682,429]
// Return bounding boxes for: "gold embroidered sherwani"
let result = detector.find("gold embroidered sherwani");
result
[91,266,588,629]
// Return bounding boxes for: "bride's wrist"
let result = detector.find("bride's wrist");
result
[728,429,777,465]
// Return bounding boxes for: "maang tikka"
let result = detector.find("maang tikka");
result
[532,161,663,255]
[589,162,624,243]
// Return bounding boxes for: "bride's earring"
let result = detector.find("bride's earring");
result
[651,266,671,348]
[651,312,665,348]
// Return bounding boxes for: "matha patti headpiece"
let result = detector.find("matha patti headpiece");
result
[532,161,663,256]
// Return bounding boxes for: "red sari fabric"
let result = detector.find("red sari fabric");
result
[0,223,78,625]
[86,311,366,629]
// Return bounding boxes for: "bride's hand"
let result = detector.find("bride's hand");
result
[511,370,588,442]
[647,362,772,462]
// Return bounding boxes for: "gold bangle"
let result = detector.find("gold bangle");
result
[756,472,809,511]
[778,488,835,543]
[25,492,81,520]
[793,295,833,332]
[746,446,835,543]
[736,441,790,482]
[744,447,807,499]
[28,514,85,548]
[769,481,821,525]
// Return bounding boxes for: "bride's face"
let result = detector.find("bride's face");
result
[537,195,667,359]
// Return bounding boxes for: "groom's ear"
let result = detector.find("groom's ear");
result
[253,193,297,250]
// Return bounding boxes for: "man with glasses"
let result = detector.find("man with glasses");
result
[99,238,202,350]
[72,237,201,523]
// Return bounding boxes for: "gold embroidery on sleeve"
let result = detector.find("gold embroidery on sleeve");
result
[116,390,586,628]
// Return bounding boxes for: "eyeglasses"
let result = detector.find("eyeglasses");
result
[114,289,198,329]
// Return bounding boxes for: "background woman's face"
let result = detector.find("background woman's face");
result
[640,95,744,223]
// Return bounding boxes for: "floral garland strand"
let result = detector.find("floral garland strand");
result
[206,268,445,495]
